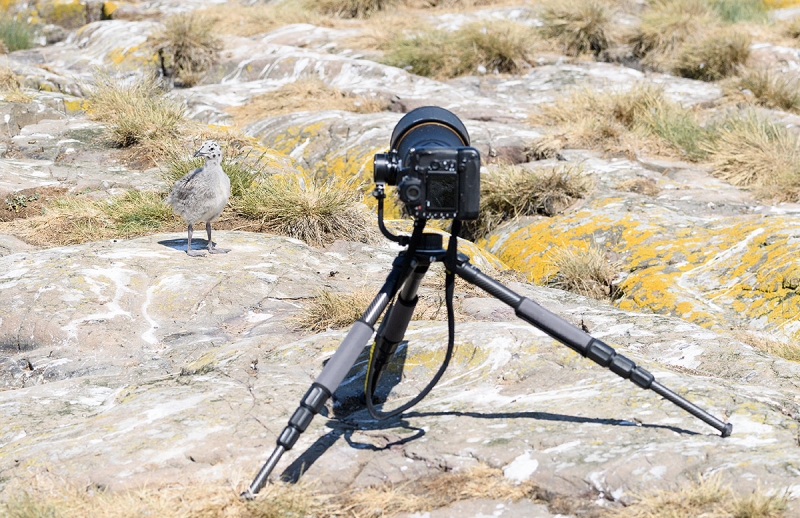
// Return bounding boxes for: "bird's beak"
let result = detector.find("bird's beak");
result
[193,150,203,157]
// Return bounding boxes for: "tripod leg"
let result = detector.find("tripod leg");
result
[242,254,416,499]
[366,261,429,395]
[453,254,732,437]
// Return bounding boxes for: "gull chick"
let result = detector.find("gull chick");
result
[166,140,231,257]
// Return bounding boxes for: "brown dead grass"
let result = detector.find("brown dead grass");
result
[292,287,375,332]
[226,78,388,126]
[0,65,30,103]
[201,2,324,37]
[0,464,554,518]
[616,178,660,197]
[546,243,618,300]
[608,474,789,518]
[736,330,800,362]
[703,110,800,198]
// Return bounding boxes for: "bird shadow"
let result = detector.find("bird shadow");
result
[157,238,213,252]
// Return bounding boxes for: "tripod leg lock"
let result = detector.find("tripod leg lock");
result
[585,338,655,389]
[278,383,331,450]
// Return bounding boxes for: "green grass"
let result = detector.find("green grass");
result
[148,12,222,87]
[539,0,613,57]
[86,71,185,150]
[0,17,33,52]
[380,20,537,79]
[710,0,767,23]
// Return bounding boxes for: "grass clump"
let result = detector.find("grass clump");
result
[738,68,800,113]
[1,190,181,247]
[703,110,800,199]
[532,84,707,160]
[617,178,660,197]
[234,175,372,247]
[466,164,593,240]
[226,78,388,126]
[710,0,767,23]
[539,0,614,57]
[673,27,751,81]
[632,0,716,68]
[737,331,800,362]
[610,475,788,518]
[149,12,222,87]
[0,66,31,102]
[381,20,537,79]
[546,243,618,300]
[203,2,320,37]
[0,16,33,52]
[293,288,374,332]
[309,0,397,18]
[85,71,185,150]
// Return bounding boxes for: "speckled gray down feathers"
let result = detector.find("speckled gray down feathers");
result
[166,144,230,225]
[166,140,231,256]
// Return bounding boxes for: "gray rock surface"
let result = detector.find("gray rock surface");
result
[0,233,798,515]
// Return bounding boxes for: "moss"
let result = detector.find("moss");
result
[37,0,87,29]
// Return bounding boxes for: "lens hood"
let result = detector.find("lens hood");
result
[390,107,470,164]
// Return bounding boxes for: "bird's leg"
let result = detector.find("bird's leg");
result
[206,222,230,254]
[186,224,206,257]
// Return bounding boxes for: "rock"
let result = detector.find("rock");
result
[0,232,798,513]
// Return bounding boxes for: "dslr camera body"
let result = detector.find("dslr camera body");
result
[373,107,480,221]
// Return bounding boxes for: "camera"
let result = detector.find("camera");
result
[373,107,480,220]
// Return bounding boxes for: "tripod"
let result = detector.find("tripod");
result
[242,215,732,499]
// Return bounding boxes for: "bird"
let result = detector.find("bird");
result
[166,140,231,257]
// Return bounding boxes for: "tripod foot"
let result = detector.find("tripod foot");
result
[722,423,733,438]
[240,489,255,501]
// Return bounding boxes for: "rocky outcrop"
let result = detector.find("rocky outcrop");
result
[0,232,798,512]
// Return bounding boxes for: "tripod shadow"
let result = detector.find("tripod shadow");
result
[279,340,700,483]
[280,342,418,482]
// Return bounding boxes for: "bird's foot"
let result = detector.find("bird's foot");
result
[187,249,207,257]
[208,247,230,254]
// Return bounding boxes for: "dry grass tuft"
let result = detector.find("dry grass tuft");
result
[226,78,388,126]
[673,26,751,81]
[0,465,554,518]
[738,67,800,113]
[0,191,182,247]
[0,66,30,103]
[737,331,800,362]
[539,0,614,57]
[531,84,707,160]
[310,0,398,18]
[292,287,374,331]
[233,175,372,247]
[149,12,222,87]
[380,20,538,79]
[85,70,185,151]
[609,474,789,518]
[631,0,716,69]
[202,2,321,37]
[465,164,593,240]
[617,178,660,197]
[546,243,618,300]
[703,110,800,199]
